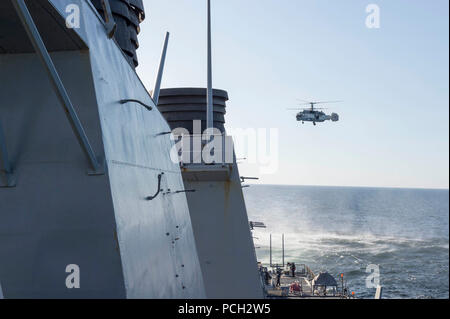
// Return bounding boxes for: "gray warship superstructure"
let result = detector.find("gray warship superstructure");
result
[0,0,262,298]
[157,88,263,298]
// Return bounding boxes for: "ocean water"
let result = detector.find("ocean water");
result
[244,185,449,299]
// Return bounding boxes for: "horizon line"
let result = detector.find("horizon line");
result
[246,183,450,191]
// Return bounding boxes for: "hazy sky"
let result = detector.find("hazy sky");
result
[136,0,449,189]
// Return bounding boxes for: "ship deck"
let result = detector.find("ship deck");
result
[264,273,349,299]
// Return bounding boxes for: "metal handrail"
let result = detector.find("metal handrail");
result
[120,99,153,111]
[146,173,164,201]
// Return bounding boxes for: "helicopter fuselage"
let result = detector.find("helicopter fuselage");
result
[296,110,339,125]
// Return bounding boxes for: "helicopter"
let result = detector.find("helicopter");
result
[288,100,341,126]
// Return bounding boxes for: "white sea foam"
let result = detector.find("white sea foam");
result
[245,185,449,298]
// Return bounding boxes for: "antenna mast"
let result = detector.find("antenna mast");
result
[153,32,170,106]
[206,0,214,130]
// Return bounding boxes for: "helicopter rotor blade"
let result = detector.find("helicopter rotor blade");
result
[310,100,343,105]
[296,100,343,105]
[287,108,329,111]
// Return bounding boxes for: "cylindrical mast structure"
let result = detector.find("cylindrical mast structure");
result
[153,32,170,106]
[206,0,214,130]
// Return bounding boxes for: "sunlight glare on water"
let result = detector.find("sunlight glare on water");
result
[245,185,449,299]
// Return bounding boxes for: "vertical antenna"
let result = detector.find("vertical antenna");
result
[206,0,214,130]
[269,234,272,267]
[153,32,170,106]
[282,234,285,268]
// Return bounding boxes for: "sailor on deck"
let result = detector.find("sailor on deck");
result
[276,268,282,287]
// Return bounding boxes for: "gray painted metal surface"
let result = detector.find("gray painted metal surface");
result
[0,0,205,298]
[0,121,15,187]
[12,0,105,175]
[0,51,125,298]
[157,88,263,298]
[182,160,264,299]
[0,0,87,54]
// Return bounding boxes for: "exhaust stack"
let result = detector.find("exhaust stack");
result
[91,0,146,67]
